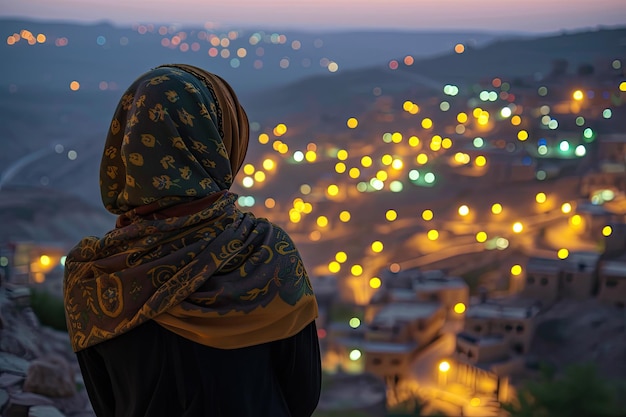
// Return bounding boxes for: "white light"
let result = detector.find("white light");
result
[575,145,586,157]
[349,349,362,361]
[293,151,304,162]
[67,150,78,160]
[500,107,512,118]
[242,177,254,188]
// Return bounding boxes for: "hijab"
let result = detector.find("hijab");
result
[63,64,318,351]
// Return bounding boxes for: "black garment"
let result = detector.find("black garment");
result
[76,320,321,417]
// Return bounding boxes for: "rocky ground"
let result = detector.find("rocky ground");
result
[0,285,95,417]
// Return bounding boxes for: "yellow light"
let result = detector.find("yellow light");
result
[349,167,360,179]
[243,164,255,175]
[620,82,626,92]
[376,170,388,181]
[278,143,289,154]
[475,231,487,242]
[570,214,582,226]
[457,112,468,123]
[262,159,275,171]
[258,133,269,144]
[36,33,46,43]
[511,115,521,126]
[337,149,348,160]
[327,184,339,196]
[381,154,393,166]
[349,349,362,361]
[458,205,469,216]
[441,138,452,149]
[69,81,80,91]
[371,241,384,253]
[254,171,266,182]
[302,203,313,214]
[427,229,439,240]
[572,90,584,101]
[536,192,547,204]
[361,156,373,167]
[511,264,522,276]
[408,136,420,147]
[349,317,361,328]
[472,107,483,118]
[517,130,529,141]
[335,162,346,174]
[305,150,317,162]
[317,215,329,228]
[293,197,304,209]
[335,251,348,263]
[339,211,351,223]
[491,203,503,214]
[351,264,363,276]
[403,100,413,112]
[438,361,450,372]
[347,117,358,129]
[410,104,420,114]
[391,159,403,170]
[274,123,287,136]
[39,255,51,266]
[385,210,397,222]
[265,198,275,209]
[470,398,481,407]
[328,261,341,273]
[416,154,428,165]
[561,202,572,214]
[369,277,382,289]
[557,248,569,259]
[391,132,403,143]
[453,303,466,314]
[422,209,434,221]
[421,118,433,129]
[289,210,301,223]
[512,222,524,233]
[602,225,613,236]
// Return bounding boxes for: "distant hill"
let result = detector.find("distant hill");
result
[250,27,626,117]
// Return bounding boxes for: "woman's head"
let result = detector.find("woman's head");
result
[100,64,249,214]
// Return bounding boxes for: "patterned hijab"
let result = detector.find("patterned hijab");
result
[63,65,318,352]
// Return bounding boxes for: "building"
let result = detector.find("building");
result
[522,257,562,306]
[597,257,626,308]
[462,300,540,355]
[560,251,600,299]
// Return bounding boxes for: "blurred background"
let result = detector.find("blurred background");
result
[1,1,625,416]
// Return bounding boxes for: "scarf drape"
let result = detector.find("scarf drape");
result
[63,65,318,351]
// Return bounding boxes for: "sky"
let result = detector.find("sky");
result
[1,0,626,33]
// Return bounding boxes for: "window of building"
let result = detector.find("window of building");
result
[513,343,524,354]
[467,350,474,358]
[527,276,535,285]
[474,325,482,333]
[505,324,513,332]
[540,277,548,286]
[372,357,382,366]
[516,324,524,333]
[391,358,401,366]
[606,279,618,288]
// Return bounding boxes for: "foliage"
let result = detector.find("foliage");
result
[29,287,67,331]
[503,363,625,417]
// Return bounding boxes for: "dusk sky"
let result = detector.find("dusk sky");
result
[2,0,626,32]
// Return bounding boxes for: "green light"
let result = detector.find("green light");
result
[537,86,548,96]
[538,145,548,155]
[473,137,484,148]
[408,170,420,181]
[575,116,585,126]
[612,59,622,70]
[575,145,586,157]
[536,170,547,180]
[559,141,570,152]
[479,91,489,101]
[583,128,595,142]
[349,317,361,328]
[440,101,450,111]
[424,172,435,184]
[603,109,612,119]
[390,181,403,192]
[382,133,392,143]
[548,119,558,130]
[356,182,368,192]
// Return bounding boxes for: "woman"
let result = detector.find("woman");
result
[63,64,321,417]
